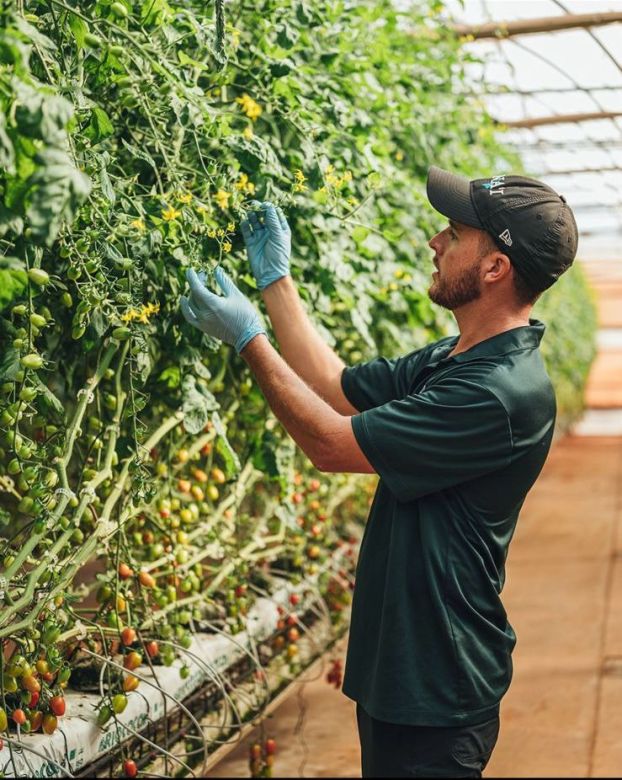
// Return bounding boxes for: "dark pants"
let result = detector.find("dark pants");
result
[356,703,500,778]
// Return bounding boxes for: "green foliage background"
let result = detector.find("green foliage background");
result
[0,0,596,749]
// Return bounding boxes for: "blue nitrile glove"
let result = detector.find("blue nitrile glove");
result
[240,201,291,290]
[180,267,266,354]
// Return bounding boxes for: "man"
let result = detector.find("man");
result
[180,166,578,778]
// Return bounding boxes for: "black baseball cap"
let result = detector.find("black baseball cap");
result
[426,166,578,292]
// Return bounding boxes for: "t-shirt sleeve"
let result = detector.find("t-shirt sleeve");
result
[350,376,513,503]
[341,347,427,412]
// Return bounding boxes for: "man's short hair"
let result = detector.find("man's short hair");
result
[479,232,542,307]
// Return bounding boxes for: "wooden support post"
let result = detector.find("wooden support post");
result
[453,11,622,40]
[498,111,622,128]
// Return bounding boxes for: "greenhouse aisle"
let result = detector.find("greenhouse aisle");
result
[210,259,622,779]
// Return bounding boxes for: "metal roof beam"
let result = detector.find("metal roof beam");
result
[452,11,622,40]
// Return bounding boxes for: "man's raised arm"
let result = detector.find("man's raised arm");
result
[241,201,358,416]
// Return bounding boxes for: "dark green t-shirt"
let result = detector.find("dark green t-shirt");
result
[341,318,556,727]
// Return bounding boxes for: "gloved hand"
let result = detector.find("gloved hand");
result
[240,201,291,290]
[180,267,266,354]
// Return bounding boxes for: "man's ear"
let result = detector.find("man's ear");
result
[482,251,512,283]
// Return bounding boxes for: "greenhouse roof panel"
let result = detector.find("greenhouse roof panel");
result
[443,0,622,252]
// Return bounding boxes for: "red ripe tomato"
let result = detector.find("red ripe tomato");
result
[145,641,159,659]
[265,737,277,755]
[29,691,40,708]
[289,593,300,606]
[123,759,138,778]
[286,614,298,626]
[121,627,137,646]
[138,571,156,589]
[12,709,27,726]
[49,696,66,717]
[119,563,134,579]
[291,492,303,505]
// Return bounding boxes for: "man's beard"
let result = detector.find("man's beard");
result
[427,261,482,310]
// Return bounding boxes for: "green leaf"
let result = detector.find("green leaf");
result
[0,270,27,312]
[0,112,15,174]
[181,375,219,434]
[212,411,241,477]
[86,107,114,144]
[0,347,21,382]
[34,377,65,420]
[24,147,92,246]
[159,366,181,388]
[68,13,89,48]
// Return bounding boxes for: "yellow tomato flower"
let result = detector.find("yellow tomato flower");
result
[231,28,241,48]
[215,190,230,210]
[207,229,217,238]
[227,222,235,232]
[217,228,225,237]
[130,218,145,232]
[294,169,306,183]
[235,173,255,195]
[342,171,353,183]
[121,309,140,323]
[162,206,181,221]
[243,126,254,140]
[177,192,192,204]
[235,93,262,122]
[122,302,160,324]
[223,241,232,253]
[325,164,335,175]
[395,150,404,161]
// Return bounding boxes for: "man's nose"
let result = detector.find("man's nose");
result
[428,231,442,252]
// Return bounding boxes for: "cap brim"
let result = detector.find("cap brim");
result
[426,166,483,229]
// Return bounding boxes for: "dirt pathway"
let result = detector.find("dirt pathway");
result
[210,259,622,778]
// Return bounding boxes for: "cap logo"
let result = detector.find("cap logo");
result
[499,229,513,247]
[482,175,506,195]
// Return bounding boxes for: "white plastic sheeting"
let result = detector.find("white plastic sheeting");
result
[442,0,622,258]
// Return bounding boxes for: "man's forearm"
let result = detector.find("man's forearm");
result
[240,333,373,474]
[261,276,352,413]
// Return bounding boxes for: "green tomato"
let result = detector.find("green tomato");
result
[30,314,47,328]
[17,496,35,514]
[97,705,112,727]
[111,693,128,714]
[20,354,43,370]
[84,32,102,48]
[112,326,131,341]
[61,292,73,307]
[111,2,128,17]
[12,304,27,316]
[27,268,50,287]
[19,386,38,402]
